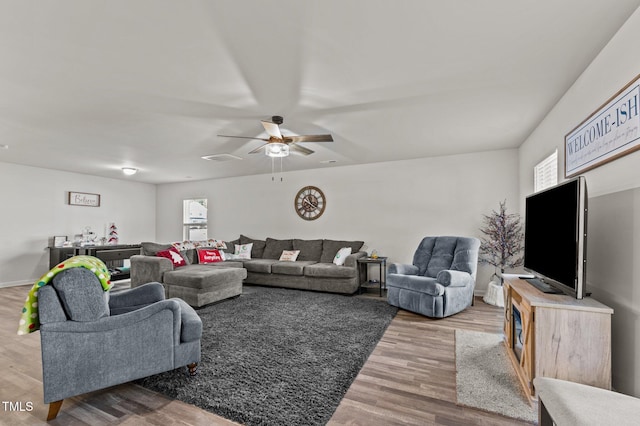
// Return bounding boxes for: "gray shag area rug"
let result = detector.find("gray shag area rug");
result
[137,285,398,426]
[455,330,537,423]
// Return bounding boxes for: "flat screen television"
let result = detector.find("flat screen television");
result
[524,176,587,299]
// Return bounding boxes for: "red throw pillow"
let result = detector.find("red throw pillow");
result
[198,248,224,264]
[156,248,187,267]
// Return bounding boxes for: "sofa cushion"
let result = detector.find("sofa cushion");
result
[51,268,110,322]
[164,265,247,289]
[293,239,323,262]
[263,238,294,259]
[240,235,266,258]
[216,260,245,268]
[271,261,317,276]
[242,259,279,273]
[141,241,172,256]
[304,263,356,279]
[320,240,364,263]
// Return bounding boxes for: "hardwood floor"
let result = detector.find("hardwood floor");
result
[0,285,532,425]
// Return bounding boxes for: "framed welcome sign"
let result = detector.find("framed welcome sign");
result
[565,74,640,178]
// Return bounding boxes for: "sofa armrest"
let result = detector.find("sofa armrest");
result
[388,263,419,275]
[344,250,367,267]
[130,255,173,287]
[437,270,472,287]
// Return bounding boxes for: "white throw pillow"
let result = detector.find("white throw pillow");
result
[279,250,300,261]
[234,243,253,259]
[333,247,352,266]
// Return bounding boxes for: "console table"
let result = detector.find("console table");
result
[74,244,142,281]
[503,277,613,402]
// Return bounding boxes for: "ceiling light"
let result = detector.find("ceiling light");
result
[265,143,289,158]
[121,167,138,175]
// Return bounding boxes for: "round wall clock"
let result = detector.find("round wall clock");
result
[295,186,326,220]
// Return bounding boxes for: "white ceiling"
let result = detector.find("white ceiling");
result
[1,0,639,184]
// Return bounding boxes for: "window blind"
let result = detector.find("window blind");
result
[534,150,558,192]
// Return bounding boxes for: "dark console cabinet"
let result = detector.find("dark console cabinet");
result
[48,247,76,269]
[48,244,141,281]
[75,244,142,280]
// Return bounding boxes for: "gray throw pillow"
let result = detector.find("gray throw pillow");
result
[223,238,240,254]
[293,239,323,262]
[141,241,172,256]
[240,235,267,258]
[51,268,110,322]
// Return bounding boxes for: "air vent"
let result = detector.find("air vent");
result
[201,154,243,162]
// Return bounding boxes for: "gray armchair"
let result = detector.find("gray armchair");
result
[37,268,202,420]
[386,236,480,318]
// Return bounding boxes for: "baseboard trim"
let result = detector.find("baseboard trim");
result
[0,280,32,288]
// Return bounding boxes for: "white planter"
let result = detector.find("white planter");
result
[483,280,504,307]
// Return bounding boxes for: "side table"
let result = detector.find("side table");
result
[357,257,388,297]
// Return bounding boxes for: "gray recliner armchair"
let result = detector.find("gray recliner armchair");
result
[37,268,202,420]
[386,236,480,318]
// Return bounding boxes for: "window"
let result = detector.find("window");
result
[534,150,558,192]
[183,199,208,240]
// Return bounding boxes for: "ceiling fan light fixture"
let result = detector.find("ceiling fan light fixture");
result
[122,167,138,175]
[265,143,289,158]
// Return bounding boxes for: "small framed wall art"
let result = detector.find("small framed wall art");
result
[68,191,101,207]
[53,236,67,247]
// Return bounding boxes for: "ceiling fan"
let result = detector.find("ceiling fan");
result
[218,115,333,157]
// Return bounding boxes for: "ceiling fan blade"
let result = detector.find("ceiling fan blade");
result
[284,134,334,143]
[218,134,270,142]
[289,143,314,156]
[261,120,283,140]
[248,143,268,154]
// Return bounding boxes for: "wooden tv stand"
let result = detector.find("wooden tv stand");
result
[503,276,613,402]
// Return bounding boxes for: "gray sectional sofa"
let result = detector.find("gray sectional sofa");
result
[130,235,366,307]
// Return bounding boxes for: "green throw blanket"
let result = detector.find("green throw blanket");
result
[17,255,112,335]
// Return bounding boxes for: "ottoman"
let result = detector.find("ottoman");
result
[163,265,247,307]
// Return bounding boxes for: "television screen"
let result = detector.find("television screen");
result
[524,176,587,298]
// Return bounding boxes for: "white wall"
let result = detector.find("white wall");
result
[156,149,520,294]
[518,8,640,396]
[0,162,157,287]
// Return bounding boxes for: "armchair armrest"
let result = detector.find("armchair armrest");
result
[109,282,166,315]
[388,263,419,275]
[437,270,473,287]
[130,255,173,287]
[41,299,183,341]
